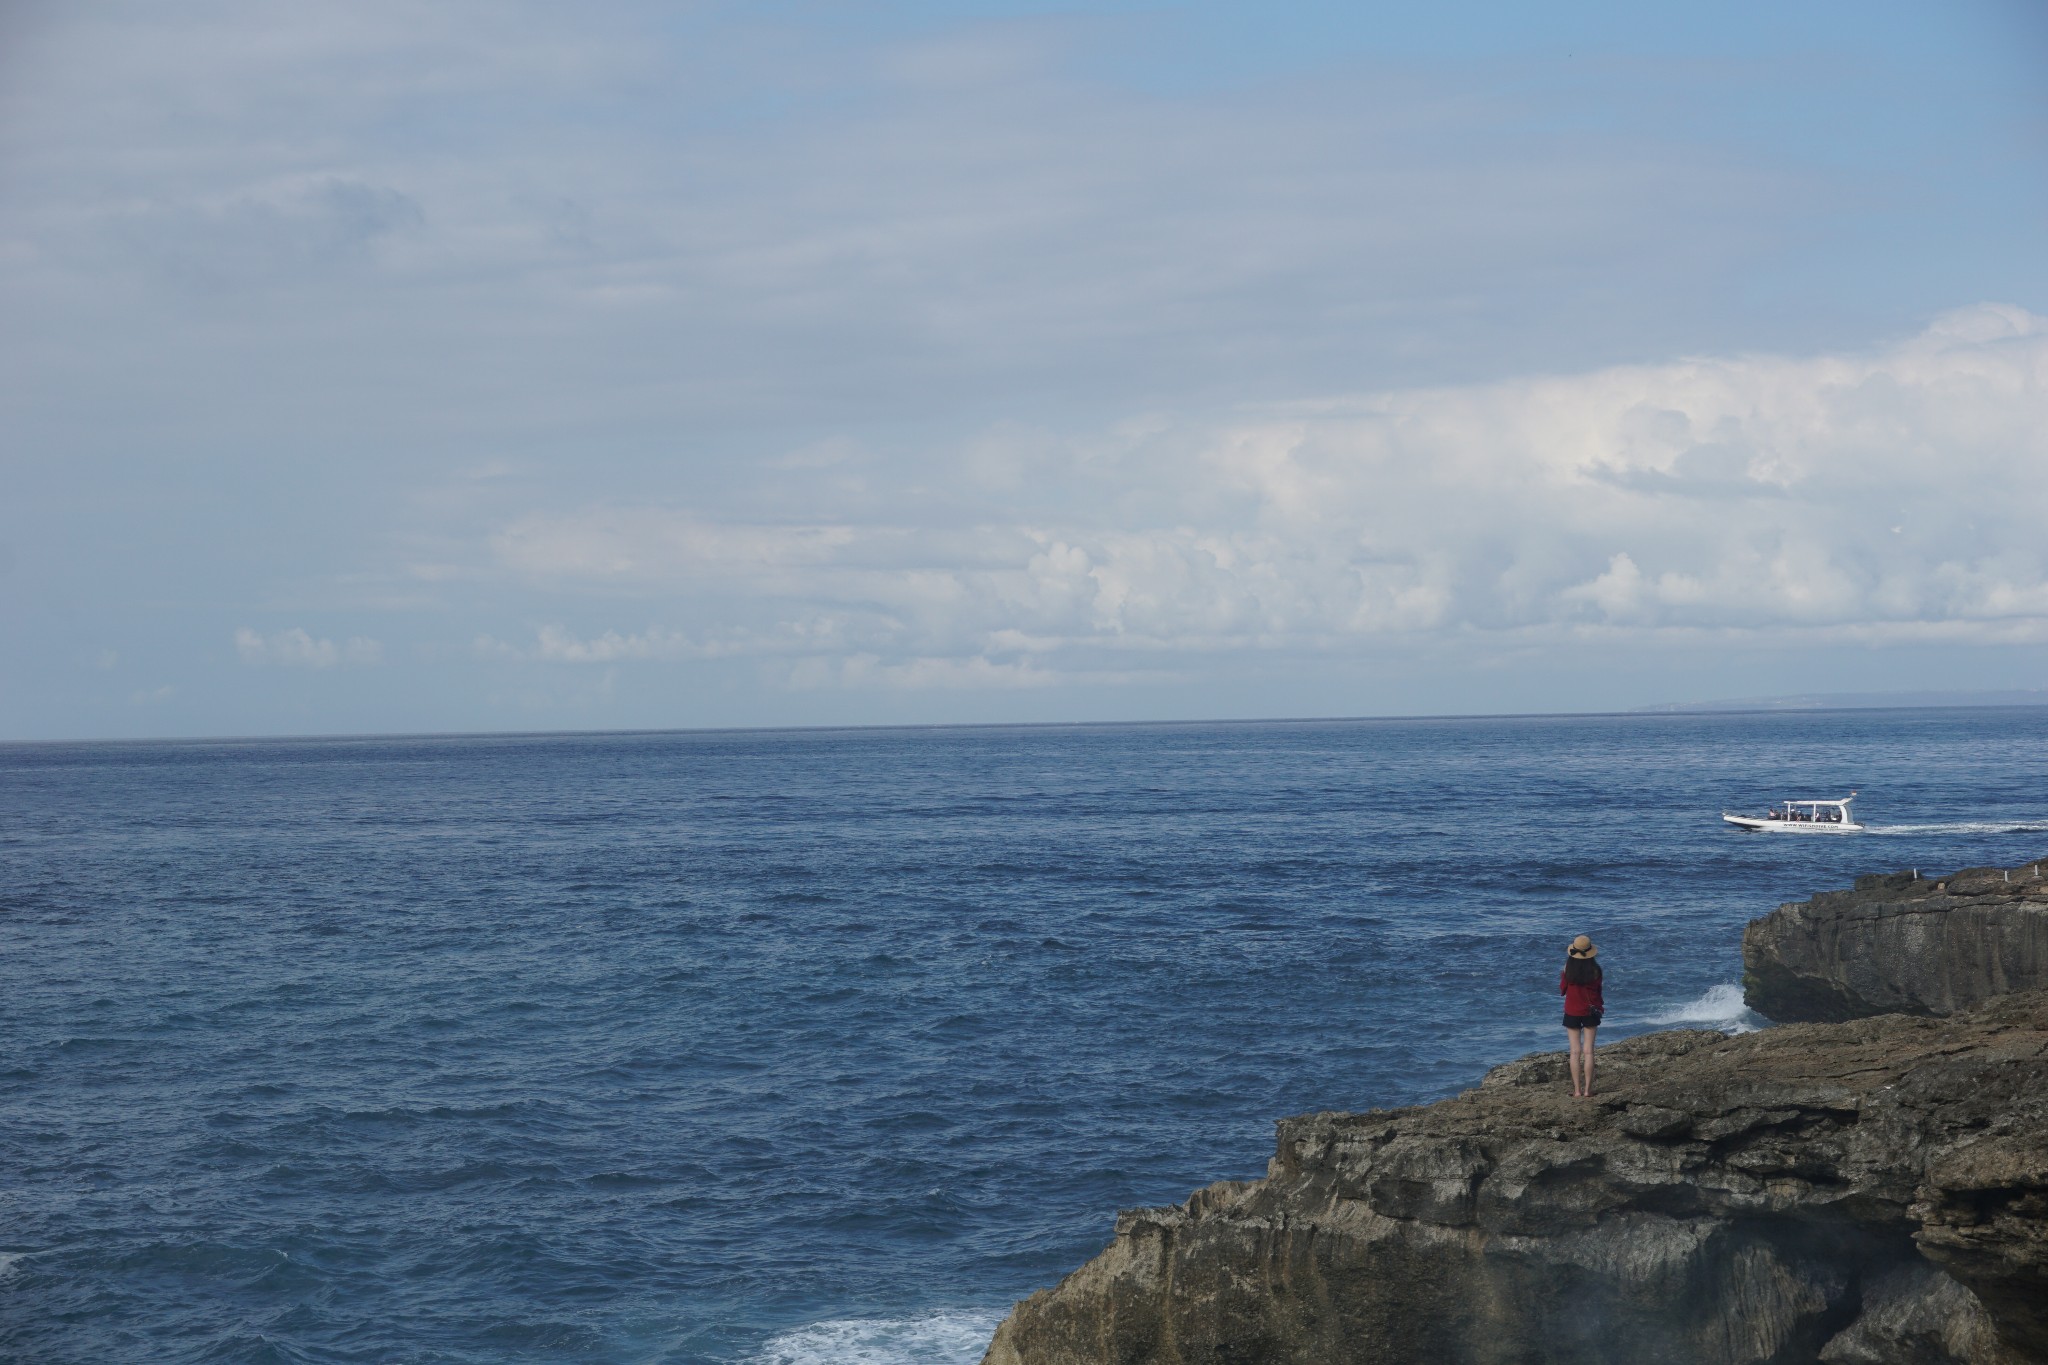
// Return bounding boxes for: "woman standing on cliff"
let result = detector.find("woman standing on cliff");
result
[1562,936,1603,1097]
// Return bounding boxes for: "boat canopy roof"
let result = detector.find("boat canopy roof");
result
[1781,796,1855,807]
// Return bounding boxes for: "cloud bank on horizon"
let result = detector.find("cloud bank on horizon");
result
[2,0,2044,737]
[469,304,2048,671]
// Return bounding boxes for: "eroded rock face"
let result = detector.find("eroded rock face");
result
[982,993,2048,1365]
[1743,859,2048,1023]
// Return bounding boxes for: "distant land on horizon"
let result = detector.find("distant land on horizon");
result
[1637,688,2048,714]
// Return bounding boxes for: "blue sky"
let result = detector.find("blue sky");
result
[3,0,2046,739]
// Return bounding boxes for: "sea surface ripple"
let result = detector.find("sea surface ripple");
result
[3,710,2045,1362]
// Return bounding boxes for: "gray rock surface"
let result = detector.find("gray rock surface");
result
[982,992,2048,1365]
[1743,859,2048,1022]
[1817,1261,2015,1364]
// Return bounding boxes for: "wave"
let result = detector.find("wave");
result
[0,1252,27,1282]
[1643,983,1762,1034]
[1865,822,2048,836]
[747,1311,1002,1365]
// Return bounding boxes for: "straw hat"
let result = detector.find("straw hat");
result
[1567,935,1598,959]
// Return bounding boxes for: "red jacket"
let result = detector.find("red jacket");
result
[1560,969,1604,1017]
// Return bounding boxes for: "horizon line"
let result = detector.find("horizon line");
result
[7,692,2046,748]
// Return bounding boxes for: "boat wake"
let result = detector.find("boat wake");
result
[1643,984,1762,1034]
[749,1311,1002,1365]
[1865,822,2048,837]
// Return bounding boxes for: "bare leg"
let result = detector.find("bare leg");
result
[1566,1026,1584,1096]
[1582,1026,1597,1097]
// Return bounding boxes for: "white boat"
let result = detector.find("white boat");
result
[1723,793,1863,833]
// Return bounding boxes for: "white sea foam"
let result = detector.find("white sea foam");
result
[748,1311,1003,1365]
[0,1252,28,1282]
[1644,983,1762,1034]
[1866,822,2048,836]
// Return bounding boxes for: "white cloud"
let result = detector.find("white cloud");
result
[235,627,382,668]
[460,306,2048,687]
[474,625,699,663]
[786,653,1061,691]
[490,515,861,582]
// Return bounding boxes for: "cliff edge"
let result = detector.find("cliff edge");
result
[982,991,2048,1365]
[1743,858,2048,1023]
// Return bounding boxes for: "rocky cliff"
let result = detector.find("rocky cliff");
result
[1743,858,2048,1023]
[982,991,2048,1365]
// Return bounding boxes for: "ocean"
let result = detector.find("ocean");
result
[3,708,2045,1363]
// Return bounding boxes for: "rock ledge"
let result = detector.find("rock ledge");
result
[1743,857,2048,1022]
[983,992,2048,1365]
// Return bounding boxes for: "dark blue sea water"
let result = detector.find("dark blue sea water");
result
[4,709,2046,1364]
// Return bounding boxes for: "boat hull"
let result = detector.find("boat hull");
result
[1723,813,1864,833]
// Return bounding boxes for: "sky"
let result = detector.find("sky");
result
[3,0,2047,739]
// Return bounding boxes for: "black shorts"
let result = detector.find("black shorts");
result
[1563,1012,1602,1030]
